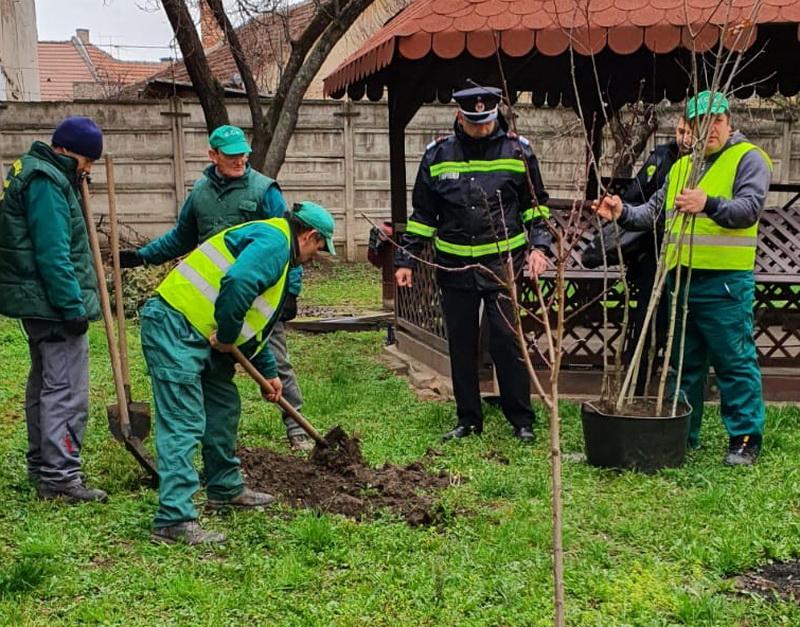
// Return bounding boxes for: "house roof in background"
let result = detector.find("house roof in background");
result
[38,35,167,100]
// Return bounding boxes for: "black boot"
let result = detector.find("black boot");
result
[514,427,535,444]
[442,424,481,442]
[724,435,761,466]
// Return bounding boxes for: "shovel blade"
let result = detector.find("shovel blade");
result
[107,402,151,442]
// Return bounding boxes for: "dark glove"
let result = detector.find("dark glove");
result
[119,250,144,269]
[280,294,298,322]
[63,317,89,336]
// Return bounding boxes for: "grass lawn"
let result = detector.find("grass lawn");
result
[1,262,799,625]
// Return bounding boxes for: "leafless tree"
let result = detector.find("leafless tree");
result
[160,0,378,176]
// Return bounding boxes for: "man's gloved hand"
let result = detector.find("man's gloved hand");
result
[119,250,144,269]
[63,317,89,336]
[280,294,298,322]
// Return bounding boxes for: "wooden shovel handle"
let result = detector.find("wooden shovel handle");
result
[230,346,327,447]
[105,155,131,394]
[79,178,131,434]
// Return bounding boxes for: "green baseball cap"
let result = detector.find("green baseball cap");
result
[209,125,252,155]
[685,91,729,120]
[293,201,336,255]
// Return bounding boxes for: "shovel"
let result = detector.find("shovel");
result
[79,174,158,486]
[230,346,330,449]
[104,155,152,445]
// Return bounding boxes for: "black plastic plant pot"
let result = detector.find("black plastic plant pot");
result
[580,398,692,473]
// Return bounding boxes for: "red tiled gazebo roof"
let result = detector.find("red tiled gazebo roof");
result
[324,0,800,97]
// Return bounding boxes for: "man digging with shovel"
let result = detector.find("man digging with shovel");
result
[120,126,314,452]
[141,202,335,545]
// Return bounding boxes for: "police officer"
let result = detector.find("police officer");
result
[120,125,312,451]
[594,91,771,465]
[395,85,551,443]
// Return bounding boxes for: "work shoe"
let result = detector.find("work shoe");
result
[724,435,761,466]
[38,482,108,504]
[207,487,275,510]
[288,433,314,452]
[514,427,535,444]
[442,424,482,442]
[151,521,226,546]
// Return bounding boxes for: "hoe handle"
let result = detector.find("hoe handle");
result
[231,346,328,447]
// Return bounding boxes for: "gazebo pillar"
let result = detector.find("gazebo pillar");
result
[388,83,423,228]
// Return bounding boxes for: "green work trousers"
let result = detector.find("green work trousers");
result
[140,297,244,527]
[668,269,765,448]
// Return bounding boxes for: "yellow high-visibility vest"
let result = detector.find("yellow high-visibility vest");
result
[157,218,290,348]
[664,142,771,271]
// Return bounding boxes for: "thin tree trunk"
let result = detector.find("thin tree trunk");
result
[206,0,266,166]
[161,0,229,131]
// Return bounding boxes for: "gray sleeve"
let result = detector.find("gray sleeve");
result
[618,182,666,232]
[703,150,771,229]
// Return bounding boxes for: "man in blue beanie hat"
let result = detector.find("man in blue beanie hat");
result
[0,116,107,502]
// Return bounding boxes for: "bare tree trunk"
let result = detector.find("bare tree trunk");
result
[161,0,229,131]
[206,0,266,165]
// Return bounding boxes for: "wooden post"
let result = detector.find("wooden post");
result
[161,96,188,217]
[388,85,421,227]
[342,100,357,261]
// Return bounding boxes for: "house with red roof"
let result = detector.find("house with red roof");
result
[38,29,168,101]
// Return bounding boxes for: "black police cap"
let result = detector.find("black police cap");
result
[452,86,502,112]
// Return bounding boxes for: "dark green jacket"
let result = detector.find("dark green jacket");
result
[0,141,100,321]
[139,165,303,295]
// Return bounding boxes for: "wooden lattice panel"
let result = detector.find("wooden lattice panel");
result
[395,245,446,340]
[396,202,800,370]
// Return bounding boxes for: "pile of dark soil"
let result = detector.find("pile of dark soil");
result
[238,429,453,526]
[734,560,800,603]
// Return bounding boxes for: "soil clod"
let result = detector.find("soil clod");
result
[239,430,452,525]
[734,560,800,603]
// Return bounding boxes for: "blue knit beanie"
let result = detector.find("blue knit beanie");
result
[52,117,103,160]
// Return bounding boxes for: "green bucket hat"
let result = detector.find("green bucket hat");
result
[209,125,252,155]
[293,201,336,255]
[685,91,730,120]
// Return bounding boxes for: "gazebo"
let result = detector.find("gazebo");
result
[323,0,800,399]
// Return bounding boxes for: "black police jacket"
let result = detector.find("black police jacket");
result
[395,117,552,291]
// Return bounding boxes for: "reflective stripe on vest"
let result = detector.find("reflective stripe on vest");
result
[664,142,770,271]
[406,219,436,238]
[522,205,551,222]
[429,158,526,178]
[156,218,290,345]
[434,231,527,257]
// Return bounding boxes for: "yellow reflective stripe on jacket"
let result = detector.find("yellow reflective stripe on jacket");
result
[522,205,551,222]
[429,158,526,178]
[664,142,767,271]
[406,219,436,238]
[156,218,290,345]
[434,231,527,257]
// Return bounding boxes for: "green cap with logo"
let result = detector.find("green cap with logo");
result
[685,90,730,120]
[209,125,252,155]
[293,201,336,255]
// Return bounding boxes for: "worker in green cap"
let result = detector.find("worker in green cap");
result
[120,125,314,451]
[142,202,335,545]
[592,90,772,466]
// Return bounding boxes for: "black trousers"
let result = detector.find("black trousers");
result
[441,287,534,431]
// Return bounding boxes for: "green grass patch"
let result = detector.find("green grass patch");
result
[0,263,799,624]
